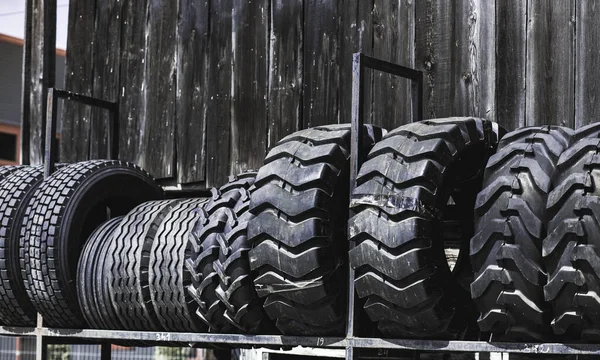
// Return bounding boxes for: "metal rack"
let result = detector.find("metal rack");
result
[9,53,600,359]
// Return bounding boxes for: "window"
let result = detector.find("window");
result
[0,123,19,165]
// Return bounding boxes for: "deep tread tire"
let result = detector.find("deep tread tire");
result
[0,166,45,326]
[77,217,123,329]
[149,198,208,332]
[248,124,385,335]
[349,118,501,339]
[187,173,257,332]
[108,199,183,331]
[543,122,600,340]
[470,126,572,341]
[21,160,163,328]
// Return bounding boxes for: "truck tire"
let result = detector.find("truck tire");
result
[470,126,572,341]
[108,199,182,331]
[77,217,123,329]
[187,172,257,332]
[0,166,45,326]
[21,160,163,328]
[0,165,24,181]
[543,122,600,340]
[150,198,208,332]
[248,124,385,335]
[349,118,501,338]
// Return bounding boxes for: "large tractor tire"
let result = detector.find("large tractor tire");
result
[470,126,572,341]
[349,118,501,339]
[149,198,208,332]
[0,166,45,326]
[543,122,600,340]
[187,172,258,332]
[248,124,385,335]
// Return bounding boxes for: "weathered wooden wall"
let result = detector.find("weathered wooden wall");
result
[61,0,584,186]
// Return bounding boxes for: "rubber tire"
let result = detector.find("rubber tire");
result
[248,124,385,335]
[77,216,123,329]
[0,166,45,326]
[543,122,600,340]
[149,197,208,332]
[187,172,257,332]
[213,174,273,334]
[349,118,501,339]
[108,199,183,331]
[21,160,163,328]
[470,126,572,341]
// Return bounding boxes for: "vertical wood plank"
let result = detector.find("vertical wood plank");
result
[118,0,149,167]
[371,0,414,130]
[230,0,269,175]
[142,0,178,178]
[176,0,210,183]
[453,0,496,122]
[90,0,122,159]
[25,0,57,165]
[527,1,574,128]
[303,0,340,127]
[205,0,233,186]
[575,1,600,129]
[496,1,526,130]
[267,0,303,148]
[339,0,373,126]
[415,0,454,119]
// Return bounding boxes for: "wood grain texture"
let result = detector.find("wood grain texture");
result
[415,0,454,119]
[268,0,303,148]
[527,1,574,128]
[90,0,122,160]
[371,0,414,130]
[26,0,56,165]
[230,0,269,176]
[118,0,149,167]
[575,0,600,129]
[453,0,495,122]
[496,1,526,130]
[176,0,209,183]
[339,0,373,127]
[303,0,340,127]
[205,0,233,187]
[142,0,178,178]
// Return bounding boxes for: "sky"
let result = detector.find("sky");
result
[0,0,69,50]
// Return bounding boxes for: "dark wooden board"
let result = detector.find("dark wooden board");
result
[90,0,122,160]
[527,1,574,128]
[303,0,340,127]
[230,0,269,176]
[415,0,454,119]
[25,0,57,165]
[118,0,149,167]
[141,0,177,178]
[205,0,233,187]
[339,0,373,127]
[371,0,414,130]
[267,0,303,148]
[575,0,600,129]
[496,1,526,131]
[453,0,496,122]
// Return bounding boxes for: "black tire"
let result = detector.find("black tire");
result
[0,165,25,181]
[0,166,45,326]
[149,198,208,332]
[187,172,257,332]
[543,122,600,340]
[470,126,572,341]
[77,216,123,329]
[108,199,183,331]
[349,118,500,339]
[213,175,272,334]
[248,124,385,335]
[21,160,163,328]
